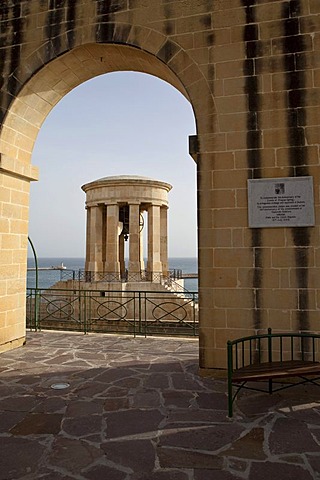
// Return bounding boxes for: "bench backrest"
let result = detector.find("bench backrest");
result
[227,329,320,373]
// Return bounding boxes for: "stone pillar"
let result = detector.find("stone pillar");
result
[0,161,38,354]
[128,203,141,277]
[105,204,120,274]
[160,206,169,276]
[85,206,91,273]
[119,233,125,279]
[86,205,104,272]
[147,204,162,280]
[140,228,145,272]
[139,210,146,272]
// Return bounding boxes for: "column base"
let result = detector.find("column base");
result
[0,336,26,354]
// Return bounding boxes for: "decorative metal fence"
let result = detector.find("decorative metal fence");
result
[59,269,183,283]
[26,287,198,337]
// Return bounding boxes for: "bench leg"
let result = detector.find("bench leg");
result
[228,376,233,417]
[268,378,273,394]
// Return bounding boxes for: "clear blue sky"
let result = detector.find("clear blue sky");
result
[28,72,197,258]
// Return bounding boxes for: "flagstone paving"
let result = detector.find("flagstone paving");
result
[0,331,320,479]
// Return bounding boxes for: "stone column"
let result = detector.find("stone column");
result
[128,203,141,277]
[86,204,104,273]
[105,204,120,275]
[119,233,125,279]
[147,204,162,280]
[160,206,169,276]
[85,206,91,273]
[139,210,146,272]
[140,228,145,272]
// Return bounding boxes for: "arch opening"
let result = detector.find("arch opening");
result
[0,43,192,165]
[0,39,202,354]
[28,69,197,264]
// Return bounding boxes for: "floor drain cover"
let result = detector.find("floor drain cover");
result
[50,382,70,390]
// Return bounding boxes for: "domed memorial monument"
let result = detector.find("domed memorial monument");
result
[81,175,172,283]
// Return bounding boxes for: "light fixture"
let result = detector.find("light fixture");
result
[50,382,70,390]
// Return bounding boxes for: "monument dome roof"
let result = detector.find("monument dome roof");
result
[82,175,172,192]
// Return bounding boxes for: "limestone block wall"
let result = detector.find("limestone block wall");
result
[0,1,320,367]
[0,155,38,352]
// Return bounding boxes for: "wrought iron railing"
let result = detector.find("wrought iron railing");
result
[59,269,183,284]
[26,287,198,337]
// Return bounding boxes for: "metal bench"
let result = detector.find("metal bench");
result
[227,329,320,417]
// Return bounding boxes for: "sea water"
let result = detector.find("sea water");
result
[27,257,198,291]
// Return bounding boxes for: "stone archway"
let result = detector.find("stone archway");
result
[0,42,198,164]
[0,38,210,356]
[3,1,319,369]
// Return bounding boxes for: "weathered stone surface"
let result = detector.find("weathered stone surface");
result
[83,464,127,480]
[196,391,226,410]
[158,446,223,469]
[104,386,129,397]
[282,407,320,425]
[171,373,206,390]
[162,390,194,408]
[48,437,102,473]
[0,410,26,432]
[306,454,320,477]
[194,470,240,479]
[149,362,183,372]
[101,439,155,472]
[10,412,63,435]
[132,472,189,480]
[269,418,319,454]
[66,400,103,417]
[62,414,102,437]
[33,469,76,480]
[159,424,244,452]
[94,368,137,384]
[249,461,314,479]
[74,382,109,398]
[33,396,67,413]
[0,395,39,412]
[143,373,170,388]
[237,393,283,416]
[223,428,266,460]
[115,377,141,388]
[0,436,46,480]
[1,332,320,479]
[131,389,162,408]
[104,397,129,411]
[0,385,27,396]
[165,408,227,424]
[105,409,165,438]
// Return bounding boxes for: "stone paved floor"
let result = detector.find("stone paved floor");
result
[1,332,320,479]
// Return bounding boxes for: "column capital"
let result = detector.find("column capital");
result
[86,202,100,208]
[148,202,163,208]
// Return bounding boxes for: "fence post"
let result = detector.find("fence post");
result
[227,341,234,417]
[268,328,273,393]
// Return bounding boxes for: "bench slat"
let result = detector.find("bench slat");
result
[233,360,320,382]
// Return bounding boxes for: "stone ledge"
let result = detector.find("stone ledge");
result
[0,154,39,182]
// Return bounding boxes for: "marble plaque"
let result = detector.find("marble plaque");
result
[248,176,315,228]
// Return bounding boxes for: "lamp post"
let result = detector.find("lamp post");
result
[28,236,38,290]
[28,236,39,330]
